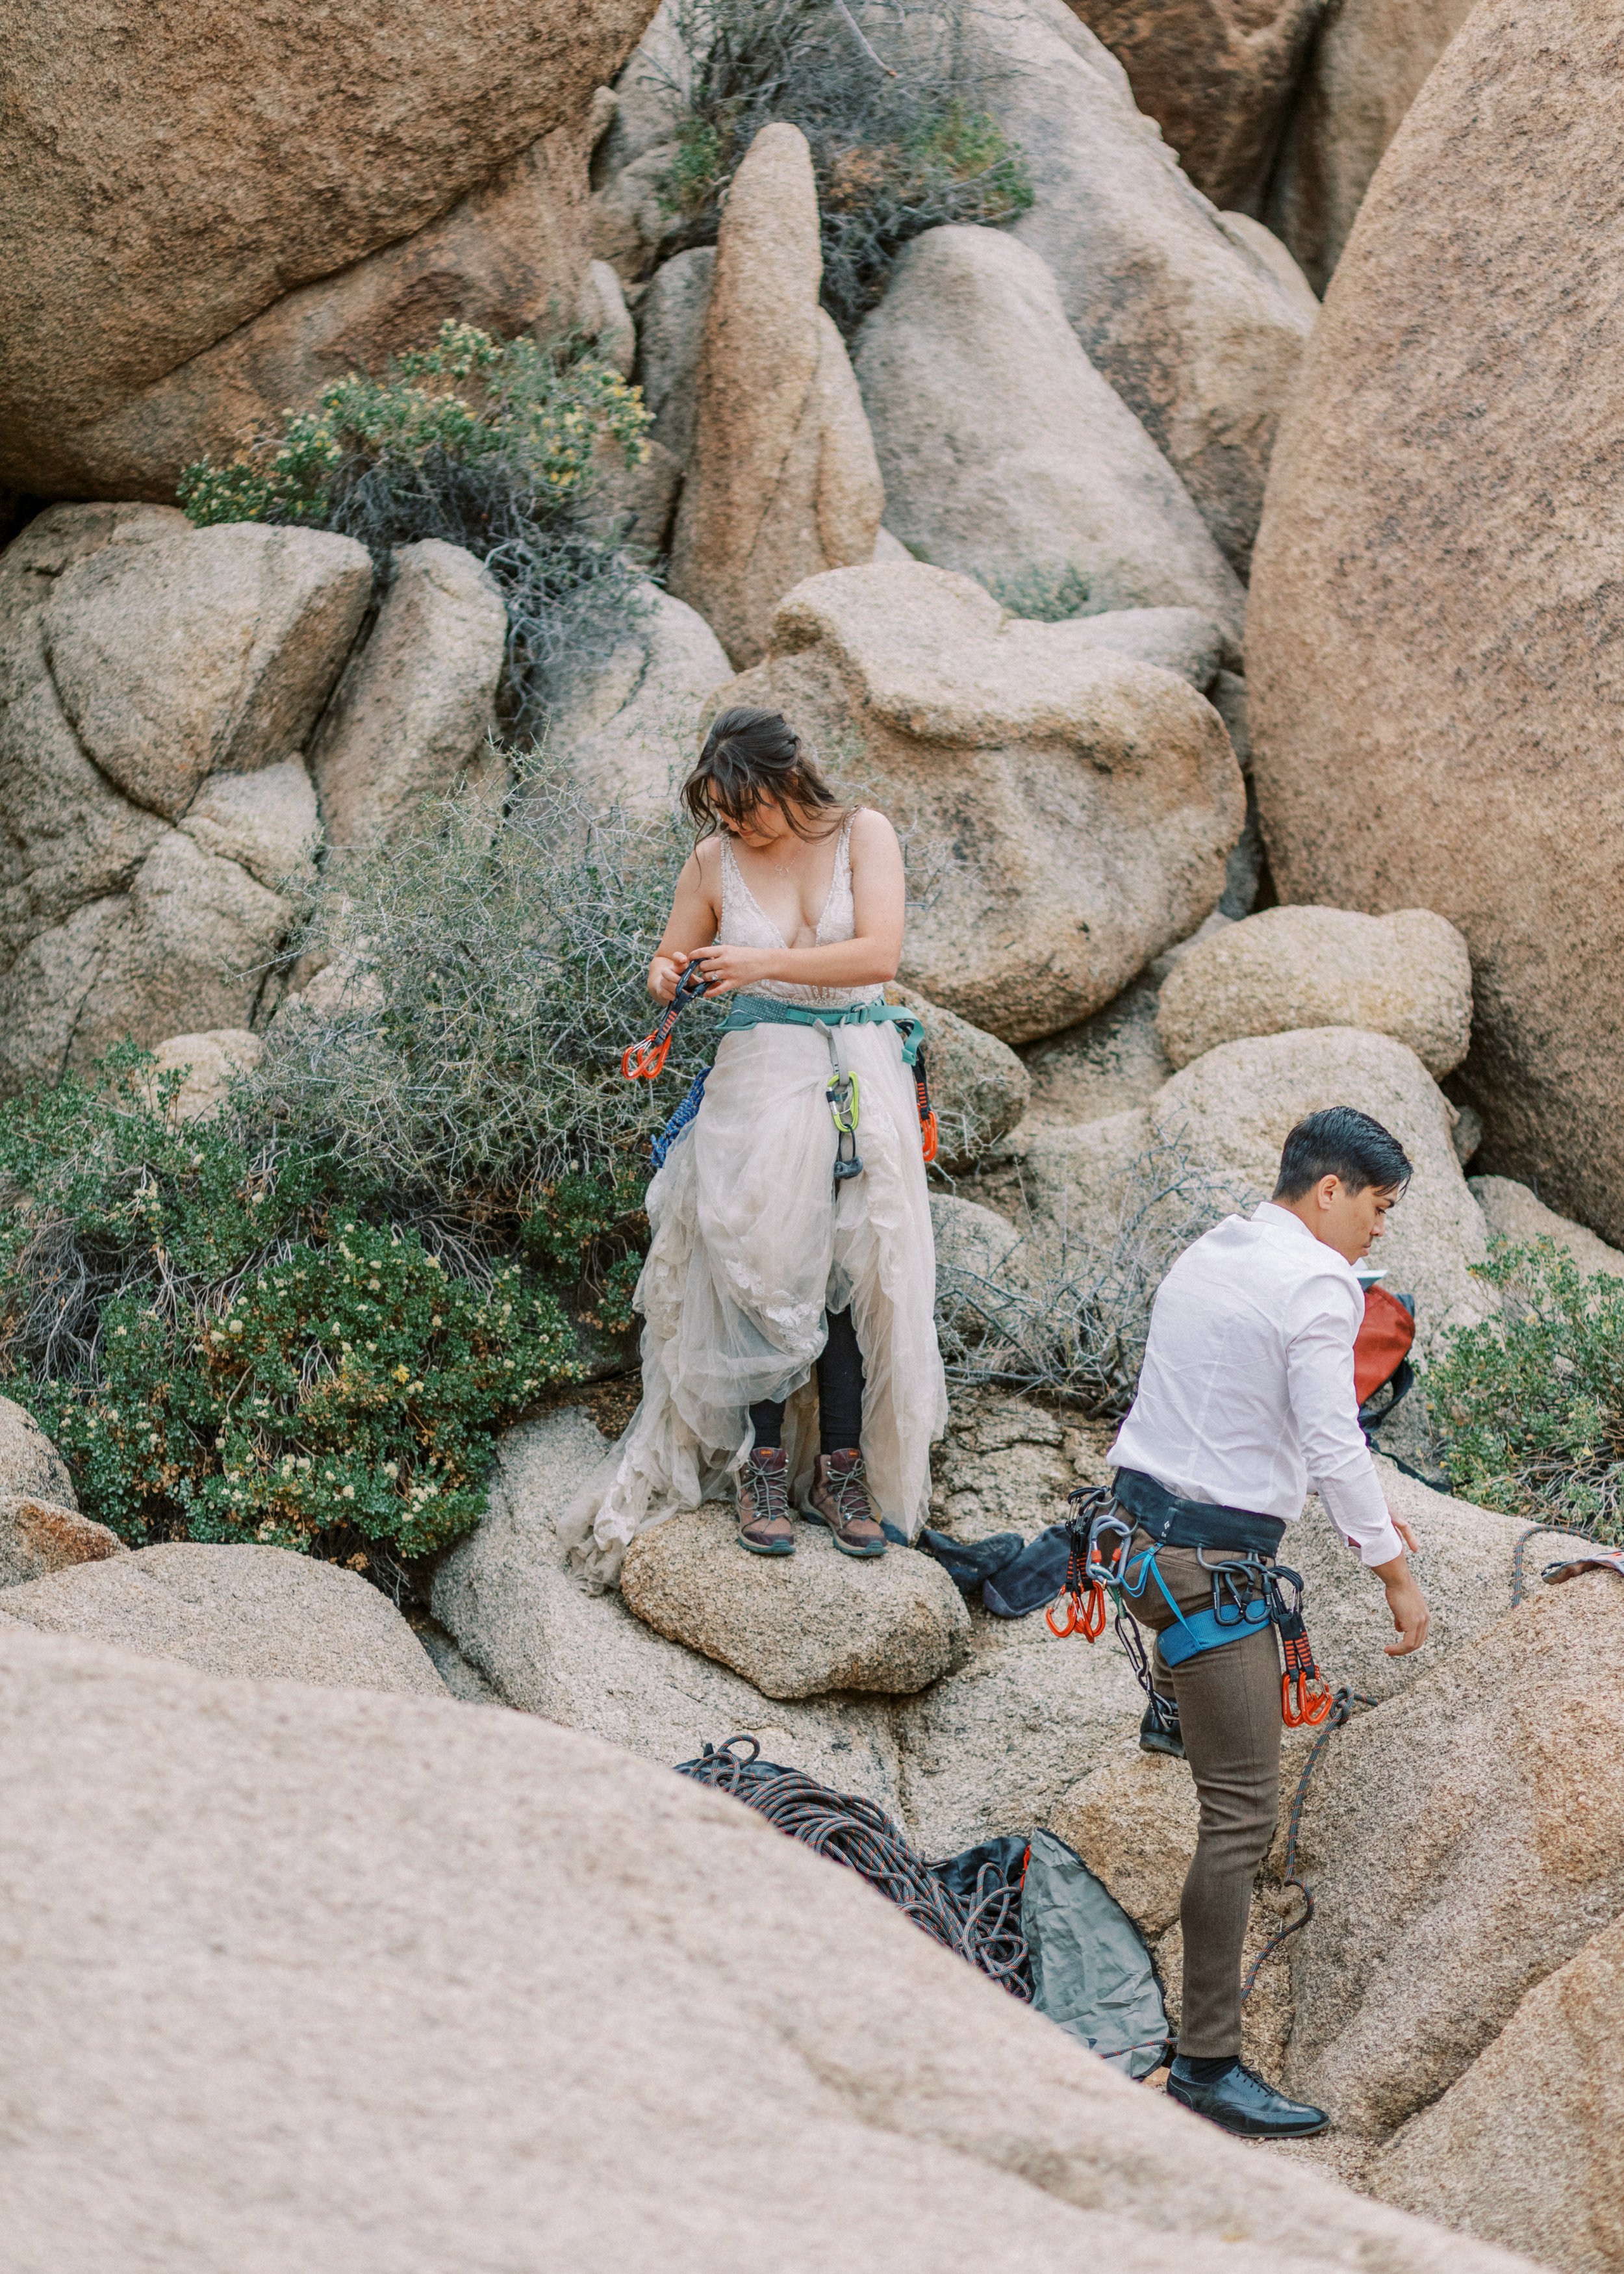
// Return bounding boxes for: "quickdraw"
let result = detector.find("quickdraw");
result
[621,963,710,1082]
[1048,1486,1335,1729]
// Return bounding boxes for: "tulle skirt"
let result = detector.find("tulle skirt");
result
[558,1019,949,1584]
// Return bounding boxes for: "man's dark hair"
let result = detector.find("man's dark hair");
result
[1273,1106,1413,1201]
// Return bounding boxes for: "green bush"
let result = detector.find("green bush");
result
[257,762,720,1220]
[0,1049,584,1559]
[1424,1238,1624,1539]
[177,321,653,734]
[658,0,1033,334]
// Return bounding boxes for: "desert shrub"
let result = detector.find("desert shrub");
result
[0,1048,585,1559]
[935,1138,1245,1411]
[1424,1238,1624,1540]
[976,562,1093,622]
[257,763,720,1223]
[657,0,1033,334]
[177,321,653,734]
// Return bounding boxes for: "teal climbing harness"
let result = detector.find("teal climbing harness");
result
[1050,1486,1335,1729]
[720,995,938,1181]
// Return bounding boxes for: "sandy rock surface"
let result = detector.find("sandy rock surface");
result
[855,225,1243,645]
[1369,1910,1624,2272]
[0,1541,444,1697]
[635,246,716,473]
[546,583,731,813]
[433,1410,909,1811]
[1,0,657,493]
[620,1505,971,1700]
[1156,906,1473,1078]
[1064,607,1229,689]
[309,540,507,854]
[142,1029,265,1125]
[1286,1569,1624,2137]
[721,562,1243,1043]
[1248,0,1624,1244]
[0,1620,1541,2274]
[668,124,883,667]
[0,1395,80,1509]
[0,1496,123,1589]
[1023,974,1175,1128]
[179,758,321,900]
[1065,0,1330,212]
[1264,0,1478,290]
[1469,1176,1624,1279]
[956,0,1314,572]
[1148,1027,1491,1351]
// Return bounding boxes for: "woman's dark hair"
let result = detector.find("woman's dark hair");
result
[1273,1106,1413,1200]
[681,707,847,839]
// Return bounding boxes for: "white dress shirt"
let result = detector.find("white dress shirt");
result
[1109,1202,1402,1568]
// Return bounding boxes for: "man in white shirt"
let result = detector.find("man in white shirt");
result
[1107,1106,1430,2140]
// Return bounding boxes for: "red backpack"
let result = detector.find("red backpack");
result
[1355,1283,1415,1427]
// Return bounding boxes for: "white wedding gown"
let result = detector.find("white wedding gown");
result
[559,818,949,1583]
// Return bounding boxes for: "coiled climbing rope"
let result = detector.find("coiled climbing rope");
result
[676,1736,1033,1998]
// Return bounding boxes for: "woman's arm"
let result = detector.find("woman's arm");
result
[647,845,722,1002]
[689,809,906,995]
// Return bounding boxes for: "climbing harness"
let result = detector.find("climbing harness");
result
[1048,1483,1336,1729]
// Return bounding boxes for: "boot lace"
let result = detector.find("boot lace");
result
[745,1454,789,1529]
[824,1455,874,1532]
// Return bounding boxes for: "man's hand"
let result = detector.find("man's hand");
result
[1373,1550,1430,1655]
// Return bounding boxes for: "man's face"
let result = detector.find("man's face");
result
[1315,1177,1402,1264]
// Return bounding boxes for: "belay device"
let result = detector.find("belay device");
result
[1048,1486,1336,1730]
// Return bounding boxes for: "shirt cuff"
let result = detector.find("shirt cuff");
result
[1315,1470,1404,1568]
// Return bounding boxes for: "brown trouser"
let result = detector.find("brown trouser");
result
[1130,1530,1280,2060]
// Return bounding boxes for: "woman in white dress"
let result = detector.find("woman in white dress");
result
[559,707,948,1579]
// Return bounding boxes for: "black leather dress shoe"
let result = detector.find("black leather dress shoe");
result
[1139,1700,1185,1759]
[1167,2060,1328,2138]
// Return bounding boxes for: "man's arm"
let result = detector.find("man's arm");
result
[1285,1291,1430,1656]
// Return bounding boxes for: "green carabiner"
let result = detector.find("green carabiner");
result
[826,1068,862,1136]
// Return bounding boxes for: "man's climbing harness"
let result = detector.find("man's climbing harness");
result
[1048,1485,1336,1729]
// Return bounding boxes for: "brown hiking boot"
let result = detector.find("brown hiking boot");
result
[806,1450,886,1558]
[739,1448,794,1555]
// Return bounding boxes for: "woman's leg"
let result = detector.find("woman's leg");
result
[809,1309,884,1557]
[748,1398,787,1450]
[816,1308,865,1453]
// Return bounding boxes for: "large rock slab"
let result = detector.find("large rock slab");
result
[1469,1177,1624,1281]
[1065,0,1330,213]
[956,0,1315,572]
[668,124,883,667]
[1,0,659,494]
[1286,1569,1624,2136]
[0,1395,79,1508]
[1369,1911,1624,2272]
[309,539,507,853]
[1148,1027,1492,1351]
[0,1622,1538,2274]
[719,562,1244,1043]
[854,226,1243,646]
[1023,973,1174,1129]
[143,1029,266,1125]
[546,583,731,813]
[635,246,715,472]
[179,758,321,899]
[42,524,372,820]
[0,1542,444,1697]
[1247,0,1624,1244]
[0,1498,123,1589]
[1156,905,1473,1078]
[1263,0,1478,292]
[620,1505,970,1700]
[432,1409,908,1811]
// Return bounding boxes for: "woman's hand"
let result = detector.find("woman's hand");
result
[687,943,776,996]
[648,951,691,1004]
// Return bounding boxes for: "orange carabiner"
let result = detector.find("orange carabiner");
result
[622,1030,675,1082]
[1282,1671,1335,1728]
[920,1107,939,1164]
[1079,1581,1108,1640]
[1048,1581,1107,1642]
[1046,1592,1078,1638]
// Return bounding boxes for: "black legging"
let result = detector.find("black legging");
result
[750,1307,865,1455]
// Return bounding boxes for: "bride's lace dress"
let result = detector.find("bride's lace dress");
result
[559,817,948,1582]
